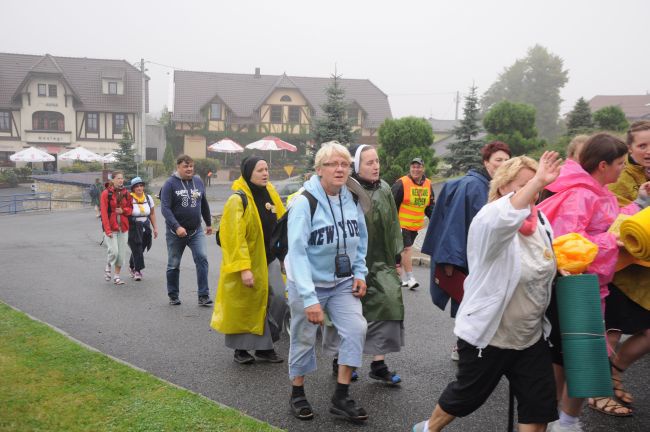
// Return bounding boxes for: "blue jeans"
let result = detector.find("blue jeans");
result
[288,278,367,379]
[165,227,209,298]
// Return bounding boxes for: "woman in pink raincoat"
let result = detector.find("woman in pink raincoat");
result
[539,133,650,430]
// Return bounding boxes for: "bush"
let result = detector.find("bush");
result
[0,169,18,187]
[13,167,32,182]
[61,161,99,173]
[193,158,220,183]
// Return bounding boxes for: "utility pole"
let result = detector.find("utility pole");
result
[140,58,146,174]
[455,90,460,120]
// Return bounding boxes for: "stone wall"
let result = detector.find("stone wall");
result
[33,180,88,210]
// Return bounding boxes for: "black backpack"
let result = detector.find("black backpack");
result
[270,190,358,261]
[216,190,248,246]
[270,190,318,261]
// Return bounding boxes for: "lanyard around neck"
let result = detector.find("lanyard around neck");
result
[326,193,347,254]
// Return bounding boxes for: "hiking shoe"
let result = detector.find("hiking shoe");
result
[451,344,459,361]
[332,358,359,381]
[234,350,255,364]
[198,295,213,306]
[134,271,142,281]
[169,297,181,306]
[129,268,136,278]
[406,277,419,290]
[254,349,284,363]
[329,395,368,422]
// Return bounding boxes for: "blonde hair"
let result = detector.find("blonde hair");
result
[488,156,539,202]
[314,141,352,169]
[567,134,589,160]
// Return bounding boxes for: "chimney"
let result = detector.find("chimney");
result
[254,67,261,78]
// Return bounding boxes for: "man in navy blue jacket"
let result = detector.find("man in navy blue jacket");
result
[160,154,213,306]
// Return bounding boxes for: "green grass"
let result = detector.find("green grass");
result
[0,302,283,432]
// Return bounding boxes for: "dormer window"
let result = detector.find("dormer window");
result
[210,103,222,120]
[108,82,118,95]
[280,95,292,102]
[48,85,57,97]
[38,84,47,97]
[102,79,123,95]
[347,108,359,126]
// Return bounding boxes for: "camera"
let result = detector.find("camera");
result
[334,253,352,278]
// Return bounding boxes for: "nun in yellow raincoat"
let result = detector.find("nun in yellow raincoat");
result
[211,156,286,365]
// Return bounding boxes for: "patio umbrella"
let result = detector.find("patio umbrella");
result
[101,152,118,163]
[58,146,103,162]
[208,138,244,166]
[10,146,55,162]
[246,136,297,165]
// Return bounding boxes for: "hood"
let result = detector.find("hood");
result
[303,174,355,208]
[466,168,490,186]
[546,159,604,195]
[231,175,278,197]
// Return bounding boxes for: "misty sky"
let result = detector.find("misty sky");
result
[5,0,649,121]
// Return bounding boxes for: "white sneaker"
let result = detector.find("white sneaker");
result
[406,277,419,290]
[451,345,459,361]
[401,280,409,287]
[547,420,584,432]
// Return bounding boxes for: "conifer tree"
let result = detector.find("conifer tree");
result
[446,85,484,174]
[566,97,593,135]
[312,73,356,147]
[113,129,139,182]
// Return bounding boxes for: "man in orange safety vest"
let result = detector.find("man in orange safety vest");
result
[391,157,435,290]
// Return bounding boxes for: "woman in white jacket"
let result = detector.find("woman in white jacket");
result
[414,152,563,432]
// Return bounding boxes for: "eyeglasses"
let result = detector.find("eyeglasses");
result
[322,161,351,169]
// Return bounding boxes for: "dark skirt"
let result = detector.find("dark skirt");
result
[605,283,650,335]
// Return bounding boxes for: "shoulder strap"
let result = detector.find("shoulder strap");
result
[234,190,248,211]
[302,190,318,219]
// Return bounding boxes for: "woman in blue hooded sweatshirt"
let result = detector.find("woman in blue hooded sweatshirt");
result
[286,141,369,423]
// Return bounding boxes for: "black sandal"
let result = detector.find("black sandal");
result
[290,395,314,420]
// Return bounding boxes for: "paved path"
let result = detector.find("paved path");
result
[1,209,649,431]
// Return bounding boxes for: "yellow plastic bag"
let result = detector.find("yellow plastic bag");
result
[552,233,599,274]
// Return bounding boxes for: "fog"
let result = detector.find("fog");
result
[5,0,648,119]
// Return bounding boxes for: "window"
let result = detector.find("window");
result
[113,113,126,133]
[32,111,64,131]
[210,103,222,120]
[0,151,14,167]
[347,108,359,125]
[288,106,301,124]
[270,105,283,123]
[48,84,57,97]
[0,112,10,131]
[146,147,158,161]
[280,95,292,102]
[86,113,98,133]
[108,82,118,95]
[38,84,47,97]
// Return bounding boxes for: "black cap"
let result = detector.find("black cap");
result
[411,157,424,165]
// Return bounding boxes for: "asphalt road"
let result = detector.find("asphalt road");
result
[1,207,649,432]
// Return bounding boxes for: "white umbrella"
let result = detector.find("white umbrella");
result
[58,146,103,162]
[208,138,244,153]
[101,152,118,163]
[246,136,297,165]
[208,138,244,166]
[10,146,55,162]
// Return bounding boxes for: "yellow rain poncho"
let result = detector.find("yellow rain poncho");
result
[211,177,286,335]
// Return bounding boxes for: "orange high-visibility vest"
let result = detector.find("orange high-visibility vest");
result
[398,175,431,231]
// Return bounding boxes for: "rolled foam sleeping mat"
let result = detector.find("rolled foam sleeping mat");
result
[556,274,613,398]
[621,207,650,261]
